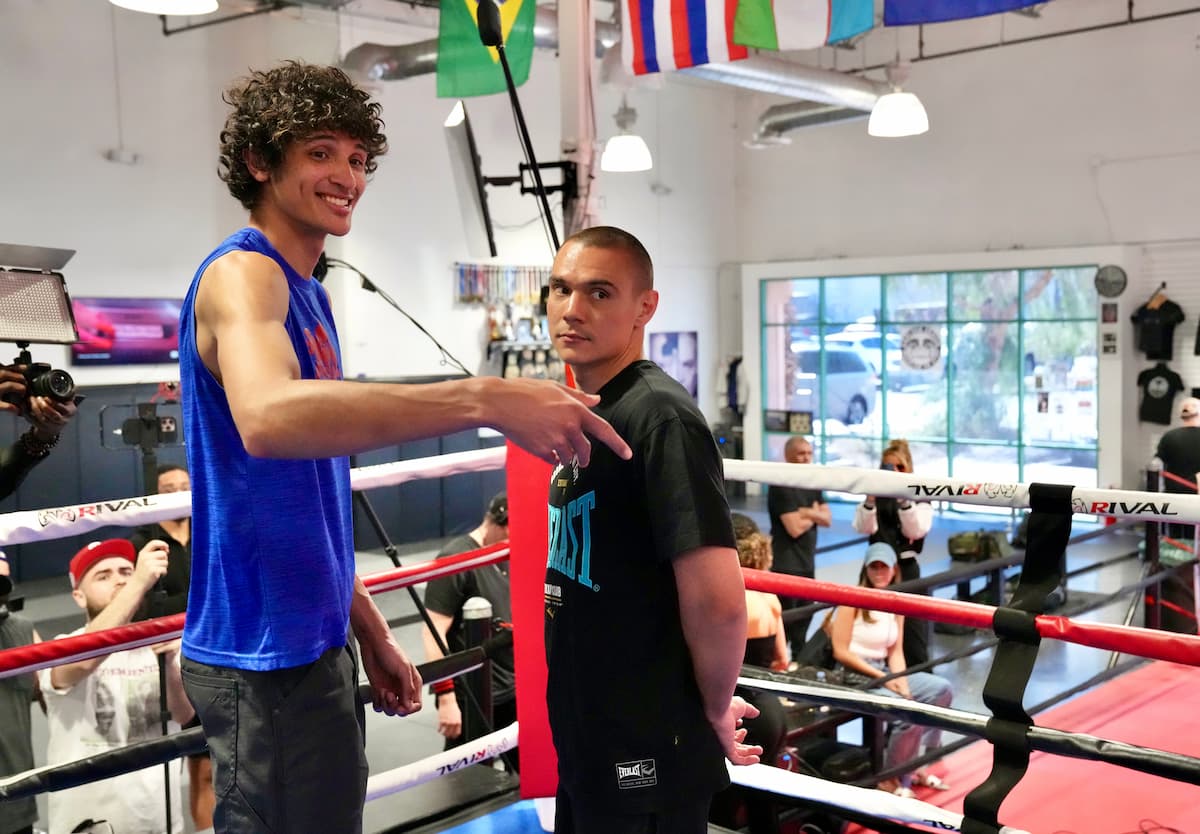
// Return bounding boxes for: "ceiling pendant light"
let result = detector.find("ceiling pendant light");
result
[109,0,219,16]
[600,96,653,173]
[868,62,929,138]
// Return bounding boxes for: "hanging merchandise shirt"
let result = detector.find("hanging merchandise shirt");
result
[1130,300,1185,360]
[1137,364,1184,425]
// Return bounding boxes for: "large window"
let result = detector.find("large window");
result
[761,267,1098,487]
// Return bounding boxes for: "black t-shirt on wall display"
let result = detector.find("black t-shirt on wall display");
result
[1131,300,1185,360]
[544,360,734,815]
[1137,363,1185,425]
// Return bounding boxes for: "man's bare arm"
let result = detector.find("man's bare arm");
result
[196,253,629,465]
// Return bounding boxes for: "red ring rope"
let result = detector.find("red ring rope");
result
[743,568,1200,667]
[0,542,511,681]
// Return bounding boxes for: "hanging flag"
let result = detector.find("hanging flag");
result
[733,0,874,51]
[883,0,1046,26]
[622,0,749,77]
[436,0,535,98]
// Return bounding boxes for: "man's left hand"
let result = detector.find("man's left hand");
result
[360,633,423,717]
[713,695,763,766]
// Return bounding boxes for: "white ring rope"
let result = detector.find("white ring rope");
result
[727,763,1030,834]
[0,446,506,546]
[725,459,1199,524]
[364,722,519,802]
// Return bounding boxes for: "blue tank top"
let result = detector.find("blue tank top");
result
[179,228,354,671]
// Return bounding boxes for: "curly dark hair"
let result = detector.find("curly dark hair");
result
[218,61,388,210]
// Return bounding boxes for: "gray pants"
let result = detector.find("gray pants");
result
[182,644,368,834]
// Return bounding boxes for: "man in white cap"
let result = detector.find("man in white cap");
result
[1154,397,1200,633]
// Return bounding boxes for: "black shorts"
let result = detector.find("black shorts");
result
[554,785,712,834]
[182,644,368,834]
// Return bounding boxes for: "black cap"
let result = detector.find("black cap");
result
[486,491,508,526]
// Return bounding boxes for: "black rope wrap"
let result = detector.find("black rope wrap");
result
[962,483,1073,834]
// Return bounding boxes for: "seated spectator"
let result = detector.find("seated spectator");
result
[829,542,953,798]
[39,539,193,834]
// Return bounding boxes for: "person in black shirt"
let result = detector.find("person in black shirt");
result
[544,226,760,834]
[129,463,193,620]
[422,491,517,768]
[766,436,830,662]
[1155,397,1200,634]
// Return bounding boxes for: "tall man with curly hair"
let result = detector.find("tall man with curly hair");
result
[179,62,630,834]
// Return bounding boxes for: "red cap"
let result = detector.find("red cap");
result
[69,539,136,589]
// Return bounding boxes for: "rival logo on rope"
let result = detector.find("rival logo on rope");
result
[1071,498,1178,516]
[909,482,1018,499]
[38,498,157,528]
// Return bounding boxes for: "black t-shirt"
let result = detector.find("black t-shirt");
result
[1157,426,1200,495]
[1137,365,1184,425]
[544,360,734,813]
[424,533,515,703]
[766,485,825,576]
[1131,301,1185,360]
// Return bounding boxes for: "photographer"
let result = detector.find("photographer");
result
[0,364,77,501]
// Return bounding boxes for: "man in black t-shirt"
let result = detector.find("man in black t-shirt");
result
[766,436,830,662]
[544,226,761,834]
[422,492,517,767]
[1156,399,1200,595]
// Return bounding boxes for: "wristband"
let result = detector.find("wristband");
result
[19,429,58,459]
[431,679,455,696]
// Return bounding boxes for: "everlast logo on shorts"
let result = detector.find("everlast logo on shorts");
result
[547,491,597,591]
[615,759,657,789]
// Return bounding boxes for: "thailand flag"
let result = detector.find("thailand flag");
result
[623,0,749,76]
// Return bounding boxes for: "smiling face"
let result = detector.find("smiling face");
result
[547,242,658,393]
[248,132,368,246]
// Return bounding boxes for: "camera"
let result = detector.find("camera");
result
[881,462,897,472]
[1,354,76,409]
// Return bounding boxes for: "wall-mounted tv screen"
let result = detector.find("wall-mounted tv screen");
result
[71,297,182,365]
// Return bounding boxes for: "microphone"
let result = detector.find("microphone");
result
[476,0,503,47]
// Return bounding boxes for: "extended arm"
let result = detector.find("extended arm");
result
[196,252,629,466]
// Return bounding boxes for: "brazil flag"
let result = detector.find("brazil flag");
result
[437,0,536,98]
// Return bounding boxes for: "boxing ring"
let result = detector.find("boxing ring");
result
[2,443,1200,834]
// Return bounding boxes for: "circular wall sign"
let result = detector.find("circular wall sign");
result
[1094,265,1127,298]
[900,325,941,370]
